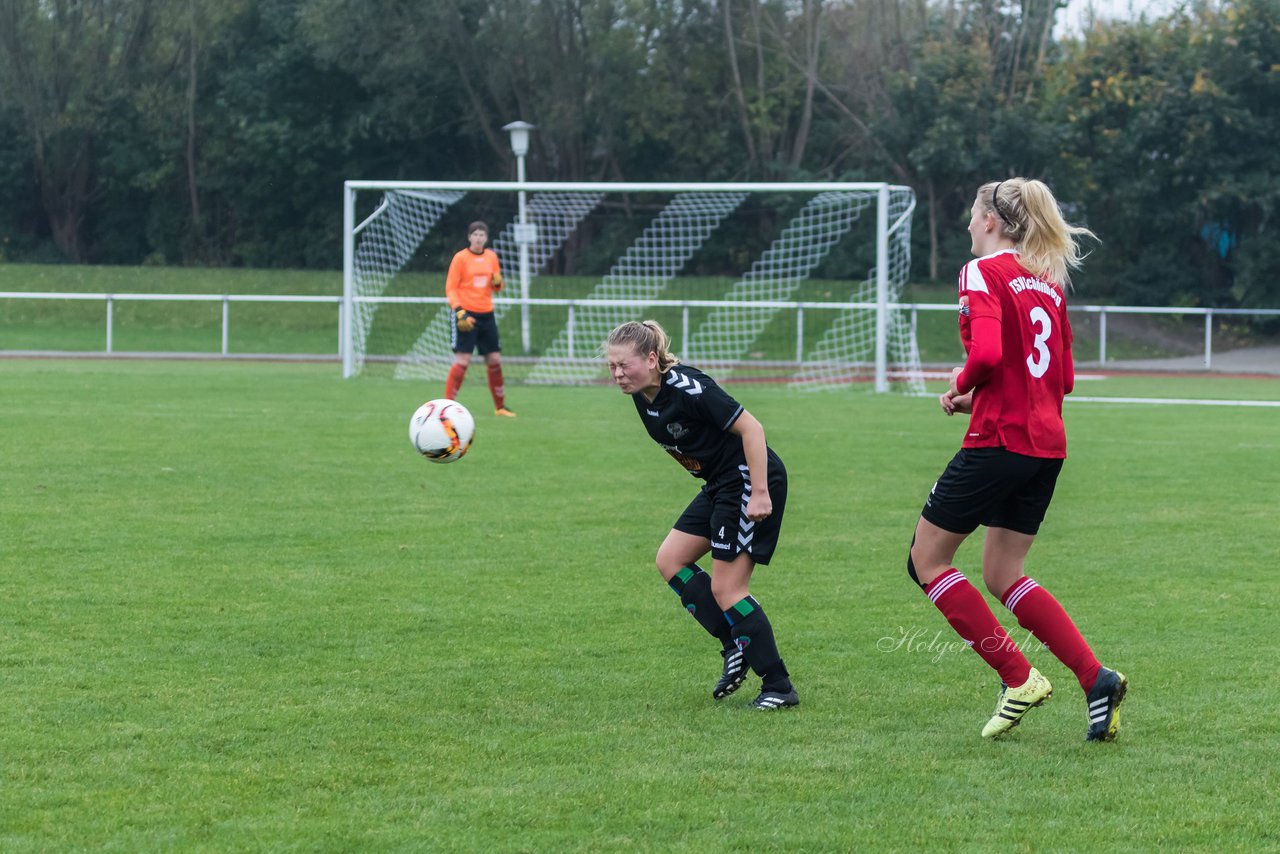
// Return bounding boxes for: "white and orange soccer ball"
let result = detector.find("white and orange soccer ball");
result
[408,399,475,463]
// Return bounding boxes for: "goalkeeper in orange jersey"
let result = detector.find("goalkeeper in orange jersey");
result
[444,221,515,416]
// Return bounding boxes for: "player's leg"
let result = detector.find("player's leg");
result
[911,516,1037,688]
[979,525,1034,599]
[484,352,513,416]
[911,472,1034,690]
[707,460,796,709]
[911,449,1049,736]
[908,514,967,587]
[984,462,1101,692]
[445,320,474,402]
[981,458,1127,739]
[711,552,797,709]
[659,508,743,697]
[656,528,711,584]
[478,316,513,416]
[986,525,1126,739]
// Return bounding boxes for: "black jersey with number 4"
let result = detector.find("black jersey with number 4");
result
[631,364,748,482]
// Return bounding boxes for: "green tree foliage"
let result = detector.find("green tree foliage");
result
[821,0,1069,280]
[298,0,742,182]
[0,104,39,260]
[0,0,161,261]
[0,0,1275,310]
[187,0,376,267]
[1051,0,1280,305]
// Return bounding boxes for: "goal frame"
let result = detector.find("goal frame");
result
[341,180,915,391]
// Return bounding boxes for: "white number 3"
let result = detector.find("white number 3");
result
[1027,306,1052,378]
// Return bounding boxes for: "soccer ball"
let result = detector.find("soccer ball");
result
[409,399,475,463]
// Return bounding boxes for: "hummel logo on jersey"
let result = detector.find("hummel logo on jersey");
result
[645,408,660,417]
[665,371,704,395]
[711,541,730,550]
[666,422,688,440]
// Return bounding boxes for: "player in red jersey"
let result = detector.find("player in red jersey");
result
[907,178,1128,741]
[444,221,515,417]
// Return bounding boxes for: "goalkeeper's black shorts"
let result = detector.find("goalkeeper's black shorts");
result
[451,310,501,355]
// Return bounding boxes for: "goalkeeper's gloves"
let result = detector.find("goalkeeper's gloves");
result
[491,272,504,292]
[454,308,476,333]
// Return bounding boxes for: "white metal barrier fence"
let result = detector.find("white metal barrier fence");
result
[904,303,1280,369]
[3,291,1279,370]
[0,292,343,356]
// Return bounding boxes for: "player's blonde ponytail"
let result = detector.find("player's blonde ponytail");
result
[605,320,681,372]
[985,178,1097,288]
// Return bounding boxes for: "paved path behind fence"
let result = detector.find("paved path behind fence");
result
[1098,346,1280,375]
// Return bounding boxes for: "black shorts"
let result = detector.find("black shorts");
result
[921,447,1063,536]
[452,310,501,355]
[673,451,787,565]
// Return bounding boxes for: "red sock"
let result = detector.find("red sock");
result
[1002,577,1101,692]
[445,364,466,400]
[487,364,505,410]
[926,568,1031,687]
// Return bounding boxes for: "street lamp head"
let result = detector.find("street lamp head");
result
[502,120,536,157]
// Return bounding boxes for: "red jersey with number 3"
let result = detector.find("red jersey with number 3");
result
[957,249,1074,459]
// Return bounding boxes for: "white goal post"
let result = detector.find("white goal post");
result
[341,180,923,393]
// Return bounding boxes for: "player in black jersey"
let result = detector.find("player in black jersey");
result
[604,320,798,710]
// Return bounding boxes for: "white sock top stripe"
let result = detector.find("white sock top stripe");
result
[1004,577,1039,613]
[927,570,967,603]
[928,571,966,602]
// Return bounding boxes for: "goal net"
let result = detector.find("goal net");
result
[342,181,923,393]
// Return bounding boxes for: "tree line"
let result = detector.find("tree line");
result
[1,0,1276,308]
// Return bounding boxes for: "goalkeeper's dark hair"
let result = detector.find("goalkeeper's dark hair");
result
[467,220,489,235]
[605,320,680,372]
[981,178,1097,289]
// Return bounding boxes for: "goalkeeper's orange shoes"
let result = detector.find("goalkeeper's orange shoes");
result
[495,407,517,417]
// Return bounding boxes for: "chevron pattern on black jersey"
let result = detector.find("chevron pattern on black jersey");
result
[665,370,704,395]
[735,464,755,554]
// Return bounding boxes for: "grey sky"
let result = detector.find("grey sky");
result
[1056,0,1189,35]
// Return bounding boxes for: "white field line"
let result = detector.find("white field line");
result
[1067,396,1280,408]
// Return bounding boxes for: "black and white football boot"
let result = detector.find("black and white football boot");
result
[713,646,749,700]
[750,685,799,710]
[1085,667,1129,742]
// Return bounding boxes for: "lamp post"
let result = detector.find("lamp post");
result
[502,120,536,354]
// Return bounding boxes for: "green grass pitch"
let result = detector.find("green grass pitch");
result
[3,360,1278,850]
